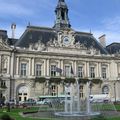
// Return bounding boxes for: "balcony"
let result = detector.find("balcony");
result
[0,85,7,90]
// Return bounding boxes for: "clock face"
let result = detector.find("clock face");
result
[63,36,70,45]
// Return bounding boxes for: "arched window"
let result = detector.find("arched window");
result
[61,10,65,20]
[18,86,28,101]
[102,85,109,94]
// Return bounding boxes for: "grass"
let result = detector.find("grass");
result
[0,107,46,120]
[0,104,120,120]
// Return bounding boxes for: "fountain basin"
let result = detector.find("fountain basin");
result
[54,111,100,117]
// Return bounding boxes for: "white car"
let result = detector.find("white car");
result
[36,100,46,105]
[89,94,111,103]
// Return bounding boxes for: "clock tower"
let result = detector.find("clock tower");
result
[54,0,71,29]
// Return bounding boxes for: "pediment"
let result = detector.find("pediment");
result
[0,41,12,51]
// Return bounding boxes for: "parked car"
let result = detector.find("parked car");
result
[0,100,5,107]
[36,99,46,105]
[89,94,111,103]
[6,100,15,105]
[23,98,36,106]
[5,100,16,108]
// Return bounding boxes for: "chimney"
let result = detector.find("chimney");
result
[11,23,16,39]
[98,34,106,48]
[0,30,8,41]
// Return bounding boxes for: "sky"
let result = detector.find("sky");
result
[0,0,120,45]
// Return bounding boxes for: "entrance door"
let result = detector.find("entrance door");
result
[18,86,28,102]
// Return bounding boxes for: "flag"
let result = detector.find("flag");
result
[56,67,62,73]
[71,66,74,75]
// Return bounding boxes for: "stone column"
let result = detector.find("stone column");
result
[107,63,110,79]
[7,56,10,74]
[84,61,87,77]
[16,57,19,75]
[86,62,89,78]
[60,60,64,76]
[10,52,15,101]
[28,58,31,76]
[117,63,120,76]
[98,62,101,78]
[74,60,77,76]
[71,61,74,77]
[10,52,14,78]
[31,58,35,76]
[43,59,46,76]
[0,55,1,73]
[96,63,99,78]
[46,59,50,76]
[57,60,61,76]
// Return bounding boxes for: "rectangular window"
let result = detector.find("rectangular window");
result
[78,66,83,78]
[80,85,84,98]
[51,65,56,77]
[18,93,22,95]
[36,64,42,76]
[90,66,95,78]
[65,66,71,77]
[19,97,21,101]
[1,81,6,87]
[0,93,2,98]
[51,85,56,96]
[24,97,27,101]
[102,67,107,79]
[52,93,56,96]
[21,63,27,76]
[52,85,56,90]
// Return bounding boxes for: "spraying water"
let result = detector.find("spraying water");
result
[55,80,100,117]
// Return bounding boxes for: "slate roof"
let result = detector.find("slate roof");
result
[106,43,120,54]
[8,38,18,46]
[15,26,57,48]
[15,25,108,54]
[75,32,108,54]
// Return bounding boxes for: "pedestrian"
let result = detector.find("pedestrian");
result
[7,102,10,112]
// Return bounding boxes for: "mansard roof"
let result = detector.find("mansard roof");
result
[15,26,57,47]
[15,25,108,54]
[106,42,120,54]
[75,32,108,54]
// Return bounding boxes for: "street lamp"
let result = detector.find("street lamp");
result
[114,82,116,103]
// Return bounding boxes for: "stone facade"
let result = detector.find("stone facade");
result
[0,0,120,103]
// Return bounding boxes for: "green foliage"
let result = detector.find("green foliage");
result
[0,107,40,120]
[64,78,76,83]
[1,85,7,89]
[35,77,46,83]
[78,78,89,84]
[92,79,102,84]
[78,78,102,84]
[0,107,120,120]
[49,77,61,84]
[0,114,14,120]
[90,115,107,120]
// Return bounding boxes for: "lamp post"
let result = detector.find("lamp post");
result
[114,82,116,103]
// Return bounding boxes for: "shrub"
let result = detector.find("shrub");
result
[0,114,15,120]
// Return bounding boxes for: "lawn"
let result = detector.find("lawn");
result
[0,107,47,120]
[0,104,120,120]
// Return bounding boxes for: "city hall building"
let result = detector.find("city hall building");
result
[0,0,120,102]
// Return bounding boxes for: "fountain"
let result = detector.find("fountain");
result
[54,80,100,117]
[22,79,119,120]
